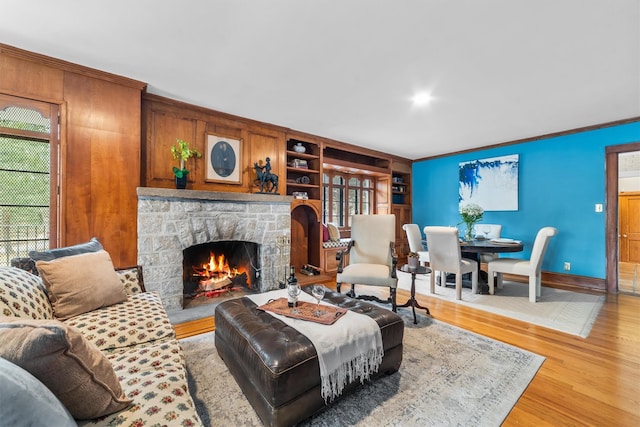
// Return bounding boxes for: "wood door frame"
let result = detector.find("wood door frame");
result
[605,141,640,293]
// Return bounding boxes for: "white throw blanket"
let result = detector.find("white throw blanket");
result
[247,289,384,402]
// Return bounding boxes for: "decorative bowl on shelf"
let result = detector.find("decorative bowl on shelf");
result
[293,143,306,153]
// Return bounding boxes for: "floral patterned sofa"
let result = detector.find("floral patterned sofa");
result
[0,262,203,427]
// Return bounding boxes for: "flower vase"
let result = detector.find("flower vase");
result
[465,223,474,242]
[408,257,419,270]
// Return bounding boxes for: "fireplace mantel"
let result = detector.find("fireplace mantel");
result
[137,187,293,204]
[137,187,292,310]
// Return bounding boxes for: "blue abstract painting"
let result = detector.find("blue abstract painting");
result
[459,154,519,211]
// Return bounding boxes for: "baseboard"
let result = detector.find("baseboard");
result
[501,271,606,293]
[449,262,607,294]
[541,271,606,292]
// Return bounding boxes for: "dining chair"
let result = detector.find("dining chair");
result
[404,223,446,285]
[336,214,399,311]
[402,224,430,266]
[487,226,558,302]
[423,226,478,300]
[473,223,503,263]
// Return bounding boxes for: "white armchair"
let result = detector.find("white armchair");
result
[424,226,478,300]
[487,226,558,302]
[336,214,399,311]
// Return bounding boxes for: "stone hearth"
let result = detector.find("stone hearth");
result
[137,188,292,310]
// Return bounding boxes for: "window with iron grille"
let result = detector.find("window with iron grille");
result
[0,99,57,266]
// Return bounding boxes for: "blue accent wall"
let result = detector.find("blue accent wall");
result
[412,121,640,279]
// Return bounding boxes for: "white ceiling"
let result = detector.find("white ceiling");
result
[1,0,639,160]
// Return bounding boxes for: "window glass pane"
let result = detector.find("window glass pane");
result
[331,210,342,226]
[332,175,344,185]
[332,188,343,225]
[0,134,51,266]
[363,178,372,188]
[0,106,50,133]
[362,190,371,214]
[322,186,329,223]
[323,173,329,184]
[348,189,359,217]
[348,177,359,186]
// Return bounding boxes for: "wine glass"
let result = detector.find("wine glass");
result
[287,283,301,314]
[311,285,326,317]
[481,225,491,240]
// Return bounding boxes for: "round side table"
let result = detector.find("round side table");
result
[397,264,431,324]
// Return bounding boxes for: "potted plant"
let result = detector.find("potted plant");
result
[407,251,420,269]
[171,139,202,189]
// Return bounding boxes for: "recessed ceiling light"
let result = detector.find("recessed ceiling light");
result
[411,91,433,107]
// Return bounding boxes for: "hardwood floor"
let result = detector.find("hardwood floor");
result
[619,261,639,294]
[175,283,640,426]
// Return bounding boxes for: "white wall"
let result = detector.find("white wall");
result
[619,151,640,192]
[619,177,640,192]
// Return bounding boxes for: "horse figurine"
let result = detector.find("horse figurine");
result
[254,161,279,193]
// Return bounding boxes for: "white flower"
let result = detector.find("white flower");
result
[459,203,484,224]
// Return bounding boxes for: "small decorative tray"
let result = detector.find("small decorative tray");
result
[257,298,347,325]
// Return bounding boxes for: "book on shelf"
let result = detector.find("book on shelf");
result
[289,159,308,168]
[292,191,309,199]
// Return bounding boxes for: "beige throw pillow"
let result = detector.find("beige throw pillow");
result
[0,318,132,419]
[36,250,128,320]
[327,223,341,242]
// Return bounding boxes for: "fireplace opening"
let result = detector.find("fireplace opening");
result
[182,241,259,302]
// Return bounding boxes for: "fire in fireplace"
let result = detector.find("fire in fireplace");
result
[183,241,259,300]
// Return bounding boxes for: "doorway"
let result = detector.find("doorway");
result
[605,143,640,294]
[617,152,640,294]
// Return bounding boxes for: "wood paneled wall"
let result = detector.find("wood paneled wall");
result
[0,44,145,267]
[142,94,287,194]
[0,43,411,269]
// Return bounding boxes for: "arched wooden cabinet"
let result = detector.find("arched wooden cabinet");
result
[290,199,322,275]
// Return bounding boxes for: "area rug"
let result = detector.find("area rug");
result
[180,310,544,427]
[395,271,604,338]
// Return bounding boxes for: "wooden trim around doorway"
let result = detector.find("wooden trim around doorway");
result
[605,141,640,293]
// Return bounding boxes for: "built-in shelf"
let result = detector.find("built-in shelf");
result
[391,172,411,205]
[286,140,321,200]
[391,164,412,258]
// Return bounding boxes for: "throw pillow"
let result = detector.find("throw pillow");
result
[327,223,341,242]
[322,224,330,242]
[0,318,132,419]
[0,267,54,319]
[0,356,76,426]
[36,250,128,320]
[29,237,103,262]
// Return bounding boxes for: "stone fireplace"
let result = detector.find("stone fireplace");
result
[137,188,292,310]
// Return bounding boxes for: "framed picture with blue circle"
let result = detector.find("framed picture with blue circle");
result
[206,133,242,184]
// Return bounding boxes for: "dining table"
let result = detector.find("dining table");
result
[421,237,525,292]
[460,238,524,256]
[460,238,524,292]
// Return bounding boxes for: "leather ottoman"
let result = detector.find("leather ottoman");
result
[214,290,404,427]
